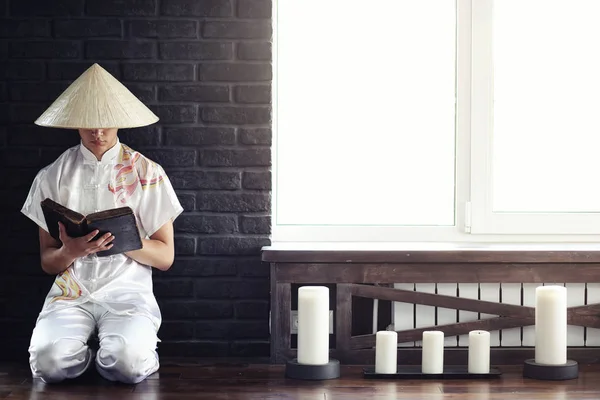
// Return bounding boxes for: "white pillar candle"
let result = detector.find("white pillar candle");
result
[535,285,567,365]
[297,286,330,365]
[375,331,398,373]
[468,330,490,373]
[421,331,444,374]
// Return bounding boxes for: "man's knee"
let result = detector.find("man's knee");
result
[96,337,158,384]
[29,338,89,383]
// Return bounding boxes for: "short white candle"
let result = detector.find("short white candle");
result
[375,331,398,374]
[297,286,330,365]
[421,331,444,374]
[468,330,490,373]
[535,285,567,365]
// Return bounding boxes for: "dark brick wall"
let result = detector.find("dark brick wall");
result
[0,0,272,361]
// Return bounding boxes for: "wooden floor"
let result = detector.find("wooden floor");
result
[3,360,600,399]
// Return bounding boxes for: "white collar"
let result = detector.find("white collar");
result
[79,138,121,165]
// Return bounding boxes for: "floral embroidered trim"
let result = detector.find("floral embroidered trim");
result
[50,269,83,303]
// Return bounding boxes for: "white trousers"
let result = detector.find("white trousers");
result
[28,302,159,384]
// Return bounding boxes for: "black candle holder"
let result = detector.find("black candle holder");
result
[523,359,579,380]
[285,358,340,380]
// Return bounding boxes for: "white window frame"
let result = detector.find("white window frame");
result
[469,0,600,235]
[271,0,600,243]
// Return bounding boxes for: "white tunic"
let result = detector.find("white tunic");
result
[21,139,183,330]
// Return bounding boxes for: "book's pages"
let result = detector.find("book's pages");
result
[40,198,143,257]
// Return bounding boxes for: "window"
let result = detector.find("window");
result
[273,0,600,242]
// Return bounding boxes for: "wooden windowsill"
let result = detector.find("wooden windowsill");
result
[262,242,600,263]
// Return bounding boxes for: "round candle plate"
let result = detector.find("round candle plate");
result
[285,359,340,380]
[523,359,578,380]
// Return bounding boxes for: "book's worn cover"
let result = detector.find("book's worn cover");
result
[86,211,142,256]
[40,198,143,257]
[41,198,86,241]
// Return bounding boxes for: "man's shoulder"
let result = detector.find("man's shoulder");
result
[120,143,164,177]
[39,145,79,174]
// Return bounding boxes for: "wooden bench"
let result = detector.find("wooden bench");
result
[263,245,600,365]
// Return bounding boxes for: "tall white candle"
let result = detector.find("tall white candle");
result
[468,330,490,373]
[421,331,444,374]
[297,286,330,365]
[535,285,567,365]
[375,331,398,373]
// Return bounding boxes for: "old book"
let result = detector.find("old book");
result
[40,198,142,257]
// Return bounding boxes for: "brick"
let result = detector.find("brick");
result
[157,341,229,357]
[235,301,269,319]
[8,126,77,146]
[194,280,269,299]
[10,41,80,59]
[174,235,195,255]
[119,126,161,146]
[197,192,269,212]
[239,128,271,145]
[0,61,44,80]
[169,171,240,190]
[2,170,42,191]
[237,42,271,61]
[175,215,237,234]
[86,40,155,59]
[159,85,229,103]
[9,82,69,102]
[203,21,271,39]
[157,321,194,340]
[238,0,271,18]
[2,254,47,275]
[195,321,268,339]
[199,63,271,82]
[237,259,269,278]
[201,106,271,124]
[161,0,232,17]
[201,149,270,167]
[0,319,34,339]
[123,63,194,82]
[176,193,195,211]
[40,149,67,167]
[153,279,194,298]
[159,42,232,61]
[130,20,197,38]
[151,105,197,123]
[165,127,235,146]
[0,19,50,37]
[54,19,122,38]
[242,171,271,190]
[87,0,156,16]
[47,62,121,80]
[10,104,46,124]
[124,84,155,103]
[240,215,270,234]
[0,104,7,123]
[230,341,269,357]
[234,85,270,104]
[10,0,83,16]
[0,191,31,213]
[168,257,238,276]
[198,237,270,255]
[0,149,40,167]
[143,149,196,167]
[158,300,233,319]
[0,297,46,319]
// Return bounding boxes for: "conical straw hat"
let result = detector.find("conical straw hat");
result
[35,63,159,129]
